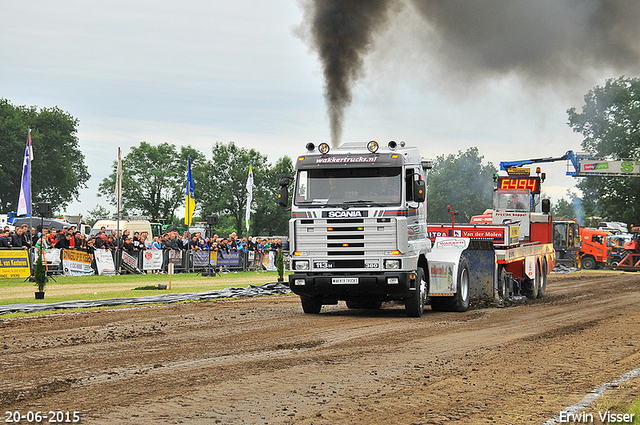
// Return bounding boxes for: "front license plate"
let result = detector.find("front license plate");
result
[332,277,358,285]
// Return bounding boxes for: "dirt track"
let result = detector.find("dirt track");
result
[2,271,640,424]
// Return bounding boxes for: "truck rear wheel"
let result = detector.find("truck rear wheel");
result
[430,258,470,312]
[404,267,427,317]
[300,296,322,314]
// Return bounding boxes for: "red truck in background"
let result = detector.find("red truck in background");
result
[427,167,555,301]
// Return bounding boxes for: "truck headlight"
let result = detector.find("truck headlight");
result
[384,259,401,269]
[294,260,309,271]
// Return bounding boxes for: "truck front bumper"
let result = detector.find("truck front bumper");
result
[288,272,416,300]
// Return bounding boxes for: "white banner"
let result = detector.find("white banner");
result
[62,249,94,276]
[95,249,116,275]
[580,160,640,175]
[142,250,163,270]
[41,248,61,266]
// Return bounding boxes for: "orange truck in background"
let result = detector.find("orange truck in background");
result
[578,227,611,269]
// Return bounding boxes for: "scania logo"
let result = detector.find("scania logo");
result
[324,210,367,218]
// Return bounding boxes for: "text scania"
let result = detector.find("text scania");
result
[327,211,364,218]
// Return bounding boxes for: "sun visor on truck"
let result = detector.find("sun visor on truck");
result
[295,153,404,169]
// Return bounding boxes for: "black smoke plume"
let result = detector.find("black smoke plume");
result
[298,0,640,144]
[298,0,395,146]
[408,0,640,83]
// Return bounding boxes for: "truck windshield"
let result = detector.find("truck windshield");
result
[493,190,530,212]
[294,167,402,206]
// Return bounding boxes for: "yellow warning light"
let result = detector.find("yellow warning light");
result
[392,250,400,255]
[294,251,301,256]
[357,227,364,231]
[342,243,349,247]
[327,227,334,231]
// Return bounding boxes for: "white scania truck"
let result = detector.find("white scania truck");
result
[278,141,486,317]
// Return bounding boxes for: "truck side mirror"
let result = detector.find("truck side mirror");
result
[413,180,426,203]
[278,176,293,208]
[278,185,289,208]
[542,199,550,214]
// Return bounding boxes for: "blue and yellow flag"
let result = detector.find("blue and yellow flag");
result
[184,156,195,226]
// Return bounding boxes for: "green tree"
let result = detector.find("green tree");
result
[98,142,205,221]
[199,142,271,237]
[86,204,112,226]
[568,76,640,225]
[427,147,497,223]
[0,99,90,213]
[250,155,294,236]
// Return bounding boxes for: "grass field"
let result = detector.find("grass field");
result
[0,271,289,306]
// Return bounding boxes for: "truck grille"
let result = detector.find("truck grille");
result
[295,217,397,258]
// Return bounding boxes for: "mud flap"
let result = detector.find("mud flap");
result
[462,240,497,298]
[426,238,468,296]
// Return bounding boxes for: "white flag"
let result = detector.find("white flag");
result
[115,147,122,214]
[245,167,253,233]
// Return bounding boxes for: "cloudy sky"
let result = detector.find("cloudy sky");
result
[2,1,639,218]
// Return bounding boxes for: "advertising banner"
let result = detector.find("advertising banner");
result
[121,250,141,273]
[43,248,62,266]
[168,249,183,266]
[95,249,116,275]
[192,251,209,267]
[142,250,163,271]
[210,251,242,267]
[0,250,31,278]
[579,160,640,175]
[62,249,94,276]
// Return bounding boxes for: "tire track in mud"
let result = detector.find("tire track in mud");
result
[2,272,640,424]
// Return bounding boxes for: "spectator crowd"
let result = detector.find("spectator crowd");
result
[1,223,288,261]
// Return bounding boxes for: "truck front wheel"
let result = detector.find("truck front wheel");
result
[404,267,427,317]
[582,256,596,270]
[300,296,322,314]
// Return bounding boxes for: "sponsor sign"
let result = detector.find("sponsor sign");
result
[429,226,504,243]
[580,160,640,175]
[428,261,455,295]
[94,249,116,275]
[315,156,378,164]
[433,238,470,250]
[493,211,530,238]
[0,250,31,278]
[142,250,163,270]
[192,251,209,267]
[168,249,183,266]
[210,251,242,267]
[42,248,62,266]
[62,249,93,276]
[121,250,140,273]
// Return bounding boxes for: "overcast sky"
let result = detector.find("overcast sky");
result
[2,1,638,218]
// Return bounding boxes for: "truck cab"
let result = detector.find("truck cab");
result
[280,141,453,317]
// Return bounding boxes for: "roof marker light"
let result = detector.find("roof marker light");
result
[318,143,330,154]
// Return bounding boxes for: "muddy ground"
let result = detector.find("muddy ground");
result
[2,271,640,424]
